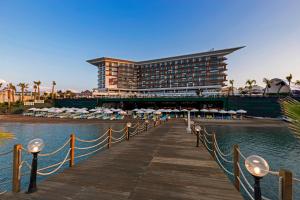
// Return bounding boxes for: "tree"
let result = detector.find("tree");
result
[286,73,293,87]
[263,78,271,96]
[245,79,256,96]
[17,83,29,102]
[8,83,16,103]
[0,83,2,90]
[280,97,300,139]
[296,80,300,86]
[33,84,38,100]
[229,80,234,96]
[34,81,41,100]
[51,81,56,99]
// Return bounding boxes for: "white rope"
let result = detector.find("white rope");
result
[74,137,108,150]
[215,147,233,163]
[37,149,71,176]
[214,137,233,157]
[293,177,300,183]
[214,151,234,176]
[111,134,126,141]
[76,129,109,143]
[74,145,107,159]
[111,127,126,133]
[237,176,255,200]
[203,128,213,136]
[237,163,254,191]
[37,158,70,172]
[39,138,70,157]
[203,139,213,152]
[203,133,212,144]
[111,135,126,144]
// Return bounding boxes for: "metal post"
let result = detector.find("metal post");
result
[196,131,200,147]
[12,144,22,193]
[69,134,75,167]
[233,144,240,191]
[186,111,191,133]
[253,176,262,200]
[27,152,38,193]
[279,169,293,200]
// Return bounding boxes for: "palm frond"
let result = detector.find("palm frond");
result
[280,97,300,138]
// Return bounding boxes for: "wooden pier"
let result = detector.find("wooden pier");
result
[4,120,242,200]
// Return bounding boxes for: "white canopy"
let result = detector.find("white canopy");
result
[219,110,227,114]
[191,109,199,112]
[228,110,237,114]
[181,109,188,112]
[200,109,209,112]
[236,109,247,114]
[209,109,219,113]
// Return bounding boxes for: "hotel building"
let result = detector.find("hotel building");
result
[87,47,244,97]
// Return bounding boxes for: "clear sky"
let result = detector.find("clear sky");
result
[1,0,300,92]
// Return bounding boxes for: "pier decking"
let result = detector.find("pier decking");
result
[5,121,243,200]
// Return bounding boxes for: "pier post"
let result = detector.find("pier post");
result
[233,144,240,191]
[279,169,292,200]
[12,144,22,193]
[107,127,112,148]
[69,134,75,167]
[196,131,200,147]
[137,122,140,135]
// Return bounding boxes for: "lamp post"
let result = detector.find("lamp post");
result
[126,122,132,140]
[245,155,270,200]
[27,138,45,193]
[195,125,201,147]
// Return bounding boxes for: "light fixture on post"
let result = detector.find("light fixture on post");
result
[126,122,132,140]
[245,155,269,200]
[145,120,149,131]
[27,138,45,193]
[195,125,201,147]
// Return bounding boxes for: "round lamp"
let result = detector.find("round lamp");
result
[245,155,269,177]
[127,122,132,128]
[195,125,201,132]
[27,138,45,153]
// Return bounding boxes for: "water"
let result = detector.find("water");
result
[205,125,300,200]
[0,122,124,192]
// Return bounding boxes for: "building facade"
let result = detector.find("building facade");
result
[87,47,244,97]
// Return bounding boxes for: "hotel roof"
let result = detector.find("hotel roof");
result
[87,46,245,66]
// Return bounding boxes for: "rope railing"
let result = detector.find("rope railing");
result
[196,125,292,200]
[0,119,162,193]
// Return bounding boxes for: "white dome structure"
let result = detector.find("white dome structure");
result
[266,78,290,94]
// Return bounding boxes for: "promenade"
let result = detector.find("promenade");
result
[5,120,242,200]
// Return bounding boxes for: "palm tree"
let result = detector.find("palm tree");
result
[8,83,16,103]
[33,84,37,100]
[0,83,2,90]
[263,78,271,96]
[296,80,300,86]
[286,74,293,87]
[51,81,56,99]
[280,97,300,139]
[245,79,256,96]
[17,83,29,102]
[229,80,234,96]
[34,81,41,100]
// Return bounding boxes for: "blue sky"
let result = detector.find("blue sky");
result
[0,0,300,91]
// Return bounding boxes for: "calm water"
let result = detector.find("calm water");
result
[206,125,300,200]
[0,122,124,192]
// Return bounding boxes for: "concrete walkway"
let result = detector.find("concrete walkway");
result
[5,120,243,200]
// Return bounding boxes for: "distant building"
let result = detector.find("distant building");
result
[87,47,244,97]
[266,78,290,94]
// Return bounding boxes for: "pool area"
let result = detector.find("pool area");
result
[205,124,300,200]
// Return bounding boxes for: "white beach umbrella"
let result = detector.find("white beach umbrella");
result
[104,110,113,114]
[236,109,247,114]
[209,109,219,113]
[154,111,162,115]
[28,108,37,111]
[40,108,49,112]
[66,109,75,113]
[172,109,180,112]
[228,110,237,114]
[219,110,227,114]
[191,108,199,112]
[200,109,209,112]
[89,109,97,112]
[181,109,188,112]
